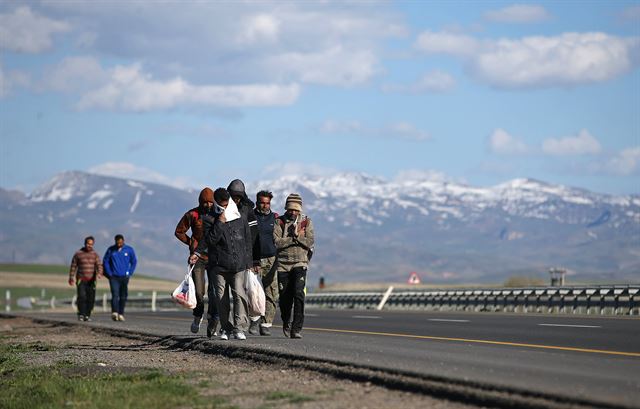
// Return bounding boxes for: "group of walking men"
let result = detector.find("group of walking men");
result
[68,234,137,322]
[175,179,314,340]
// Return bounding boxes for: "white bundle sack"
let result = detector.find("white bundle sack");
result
[244,269,266,317]
[171,265,197,309]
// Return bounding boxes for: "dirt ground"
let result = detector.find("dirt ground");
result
[0,316,477,409]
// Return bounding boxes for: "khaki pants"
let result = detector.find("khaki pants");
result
[259,256,278,326]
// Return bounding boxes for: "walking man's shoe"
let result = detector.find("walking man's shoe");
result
[206,318,219,338]
[78,315,85,321]
[290,332,303,339]
[190,316,202,334]
[219,331,229,341]
[234,331,247,340]
[118,314,125,322]
[111,312,118,321]
[282,323,290,338]
[259,325,271,336]
[84,316,92,322]
[248,318,260,335]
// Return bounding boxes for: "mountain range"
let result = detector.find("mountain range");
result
[1,171,638,284]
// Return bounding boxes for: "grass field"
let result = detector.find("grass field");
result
[0,342,217,409]
[0,264,176,311]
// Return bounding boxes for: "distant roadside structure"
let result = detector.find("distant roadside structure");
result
[549,267,567,287]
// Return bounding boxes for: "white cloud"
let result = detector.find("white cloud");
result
[239,14,280,44]
[88,162,193,189]
[261,162,339,179]
[383,70,456,94]
[321,120,430,141]
[488,128,529,155]
[484,5,551,24]
[33,2,405,88]
[76,63,300,111]
[268,45,379,87]
[394,169,463,184]
[542,129,602,156]
[0,62,30,98]
[415,31,640,89]
[604,147,640,175]
[43,56,108,93]
[0,6,70,53]
[415,31,479,57]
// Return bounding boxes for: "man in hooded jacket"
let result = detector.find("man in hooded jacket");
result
[227,179,262,334]
[193,188,252,340]
[175,187,219,337]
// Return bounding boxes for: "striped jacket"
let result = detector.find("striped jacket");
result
[69,248,103,282]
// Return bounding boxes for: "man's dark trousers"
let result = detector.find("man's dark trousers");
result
[278,266,307,333]
[77,280,96,317]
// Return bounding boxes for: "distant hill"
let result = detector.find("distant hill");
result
[1,171,638,283]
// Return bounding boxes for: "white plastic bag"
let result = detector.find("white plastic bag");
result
[171,265,197,309]
[244,269,265,316]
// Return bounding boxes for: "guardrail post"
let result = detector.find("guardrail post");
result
[151,291,157,312]
[103,293,108,312]
[376,286,394,311]
[71,295,77,312]
[5,290,10,312]
[50,296,56,309]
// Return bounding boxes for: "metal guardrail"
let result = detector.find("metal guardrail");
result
[306,285,640,315]
[11,285,639,316]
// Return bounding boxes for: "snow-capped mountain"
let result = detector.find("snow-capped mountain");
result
[1,171,638,283]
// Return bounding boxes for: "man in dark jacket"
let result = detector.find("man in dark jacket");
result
[253,190,279,335]
[227,179,261,335]
[103,234,137,322]
[68,236,103,321]
[193,188,252,340]
[175,187,219,337]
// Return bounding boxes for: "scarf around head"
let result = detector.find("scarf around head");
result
[218,198,240,222]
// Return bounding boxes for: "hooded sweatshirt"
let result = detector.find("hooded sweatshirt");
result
[227,179,260,265]
[199,198,252,273]
[175,188,214,260]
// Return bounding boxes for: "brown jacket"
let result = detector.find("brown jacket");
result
[274,214,315,272]
[69,248,102,282]
[175,207,208,261]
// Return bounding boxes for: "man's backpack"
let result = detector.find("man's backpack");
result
[278,215,314,261]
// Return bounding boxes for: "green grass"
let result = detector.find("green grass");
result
[0,343,219,409]
[0,263,169,281]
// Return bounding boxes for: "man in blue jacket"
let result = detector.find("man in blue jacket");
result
[103,234,137,321]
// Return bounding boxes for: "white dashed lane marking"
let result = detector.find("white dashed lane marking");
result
[352,315,382,319]
[428,319,470,323]
[538,324,601,328]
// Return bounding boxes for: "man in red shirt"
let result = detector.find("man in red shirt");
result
[68,236,103,321]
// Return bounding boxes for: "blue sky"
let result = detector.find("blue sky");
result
[1,1,639,194]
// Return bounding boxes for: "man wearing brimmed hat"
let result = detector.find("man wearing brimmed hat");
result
[274,193,315,339]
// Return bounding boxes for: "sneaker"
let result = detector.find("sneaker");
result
[290,332,303,339]
[118,314,125,322]
[219,331,229,341]
[248,318,260,335]
[84,316,92,322]
[282,323,290,338]
[259,325,271,336]
[78,315,85,321]
[190,316,202,334]
[111,312,118,321]
[233,331,247,340]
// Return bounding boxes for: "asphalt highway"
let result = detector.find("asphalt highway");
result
[29,309,640,408]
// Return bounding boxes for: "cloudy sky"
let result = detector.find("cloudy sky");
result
[1,1,639,194]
